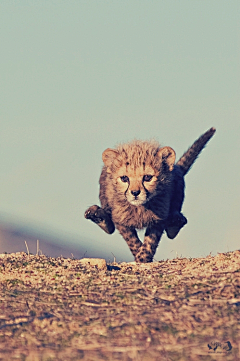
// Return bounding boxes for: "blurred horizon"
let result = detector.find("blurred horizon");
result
[1,1,239,262]
[0,212,111,260]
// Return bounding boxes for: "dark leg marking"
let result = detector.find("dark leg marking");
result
[116,224,142,257]
[135,222,165,263]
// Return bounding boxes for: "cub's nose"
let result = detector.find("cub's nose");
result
[131,190,141,197]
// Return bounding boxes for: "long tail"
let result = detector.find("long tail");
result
[176,127,216,176]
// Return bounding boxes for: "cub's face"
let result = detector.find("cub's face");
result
[115,164,158,206]
[102,142,175,207]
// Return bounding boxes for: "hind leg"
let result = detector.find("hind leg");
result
[165,212,187,239]
[165,167,187,239]
[84,205,115,234]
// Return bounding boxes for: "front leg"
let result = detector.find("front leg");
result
[85,205,115,234]
[116,224,142,257]
[135,222,165,263]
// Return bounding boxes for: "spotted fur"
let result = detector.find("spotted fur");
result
[85,127,216,262]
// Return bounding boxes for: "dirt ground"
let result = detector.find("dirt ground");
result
[0,250,240,360]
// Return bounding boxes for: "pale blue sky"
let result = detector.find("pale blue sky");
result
[1,1,240,261]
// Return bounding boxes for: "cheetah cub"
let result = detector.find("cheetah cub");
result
[85,127,216,263]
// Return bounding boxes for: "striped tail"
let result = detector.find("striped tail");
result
[176,127,216,176]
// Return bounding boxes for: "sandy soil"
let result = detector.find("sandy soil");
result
[0,250,240,360]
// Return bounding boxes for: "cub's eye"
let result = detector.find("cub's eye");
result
[143,174,153,182]
[120,175,129,183]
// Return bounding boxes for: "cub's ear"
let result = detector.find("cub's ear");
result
[102,148,119,168]
[157,146,176,171]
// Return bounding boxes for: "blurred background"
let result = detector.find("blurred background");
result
[0,1,239,261]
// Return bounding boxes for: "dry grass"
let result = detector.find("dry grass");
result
[0,250,240,360]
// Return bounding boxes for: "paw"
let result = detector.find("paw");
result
[165,212,187,239]
[85,205,103,223]
[84,205,115,234]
